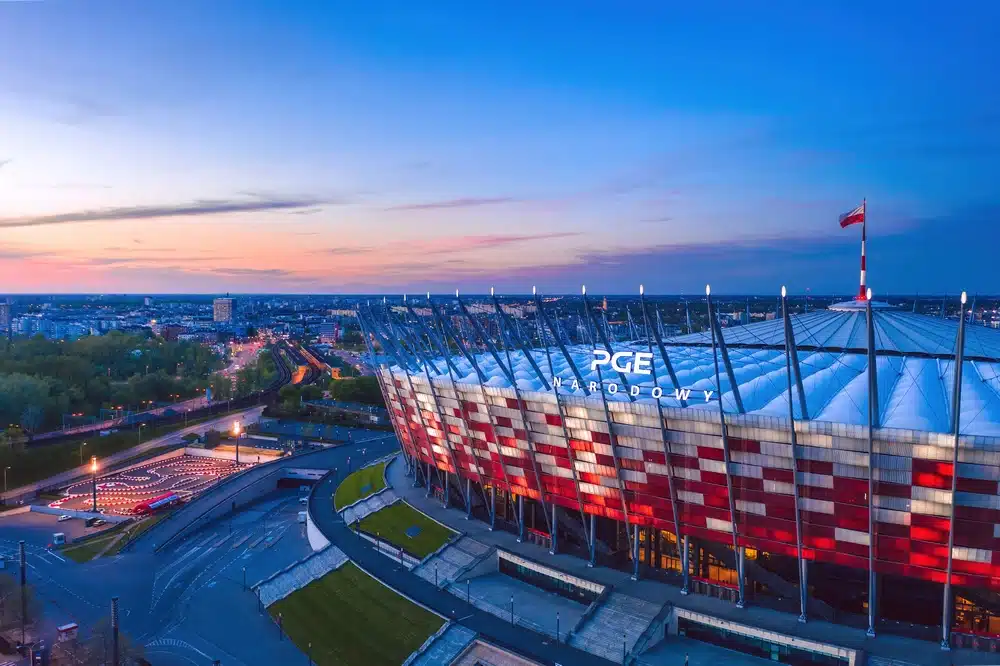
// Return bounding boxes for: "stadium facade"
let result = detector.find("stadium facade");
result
[357,287,1000,649]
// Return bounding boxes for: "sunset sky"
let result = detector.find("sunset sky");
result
[0,1,998,295]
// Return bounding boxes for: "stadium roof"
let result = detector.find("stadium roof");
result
[393,306,1000,439]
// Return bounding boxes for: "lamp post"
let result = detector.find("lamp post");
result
[90,456,98,512]
[137,423,144,446]
[80,442,87,466]
[233,421,242,464]
[3,466,9,495]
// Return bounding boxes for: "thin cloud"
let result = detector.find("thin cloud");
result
[0,195,336,229]
[417,232,581,254]
[386,196,518,211]
[0,159,10,170]
[316,247,374,256]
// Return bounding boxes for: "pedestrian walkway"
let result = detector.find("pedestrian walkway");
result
[446,571,587,641]
[341,487,398,525]
[387,456,996,666]
[406,623,478,666]
[570,592,664,664]
[414,536,493,588]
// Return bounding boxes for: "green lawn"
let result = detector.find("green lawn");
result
[357,502,455,559]
[269,562,443,666]
[334,462,387,510]
[61,525,128,563]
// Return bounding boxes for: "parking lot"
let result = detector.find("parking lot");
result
[48,455,254,516]
[0,510,114,548]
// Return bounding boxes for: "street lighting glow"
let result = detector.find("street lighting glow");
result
[705,284,711,296]
[781,286,787,298]
[233,421,241,436]
[90,456,97,473]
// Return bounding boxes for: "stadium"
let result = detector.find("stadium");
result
[357,278,1000,651]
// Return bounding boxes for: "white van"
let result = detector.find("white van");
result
[297,511,307,524]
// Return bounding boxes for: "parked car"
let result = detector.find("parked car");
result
[57,515,72,523]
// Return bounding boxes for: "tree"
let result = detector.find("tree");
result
[0,573,43,634]
[328,376,384,406]
[20,405,43,440]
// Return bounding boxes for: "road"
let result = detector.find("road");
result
[0,435,397,665]
[221,341,265,377]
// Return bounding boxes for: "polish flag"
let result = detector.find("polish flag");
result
[839,202,866,228]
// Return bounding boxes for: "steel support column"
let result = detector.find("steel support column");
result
[706,286,745,608]
[941,291,969,650]
[781,287,809,623]
[639,288,688,592]
[589,513,597,567]
[518,494,525,542]
[494,293,553,535]
[633,524,641,580]
[550,504,558,555]
[709,295,745,414]
[490,486,496,531]
[580,287,635,568]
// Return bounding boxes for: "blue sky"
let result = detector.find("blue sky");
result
[0,1,997,295]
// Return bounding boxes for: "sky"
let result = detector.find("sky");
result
[0,1,998,296]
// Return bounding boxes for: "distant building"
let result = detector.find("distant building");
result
[213,297,235,323]
[318,322,340,344]
[144,296,154,307]
[0,300,10,332]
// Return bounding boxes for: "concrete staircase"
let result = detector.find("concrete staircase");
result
[256,545,348,607]
[341,489,398,525]
[414,536,492,588]
[405,623,477,666]
[569,592,662,664]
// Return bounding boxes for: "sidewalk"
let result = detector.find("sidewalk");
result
[388,458,992,666]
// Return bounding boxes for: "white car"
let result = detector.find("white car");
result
[57,515,72,522]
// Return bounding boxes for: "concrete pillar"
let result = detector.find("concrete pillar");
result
[489,486,496,531]
[798,558,809,623]
[549,504,558,555]
[681,535,690,595]
[867,570,878,638]
[588,513,597,568]
[444,473,450,509]
[631,524,640,581]
[517,495,525,542]
[426,463,432,498]
[465,478,472,518]
[736,546,746,609]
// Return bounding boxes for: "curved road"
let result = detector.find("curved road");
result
[309,457,614,666]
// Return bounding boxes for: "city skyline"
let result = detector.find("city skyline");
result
[1,2,998,295]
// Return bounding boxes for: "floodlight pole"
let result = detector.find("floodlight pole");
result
[865,289,878,638]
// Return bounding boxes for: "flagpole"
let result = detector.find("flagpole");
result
[858,198,867,301]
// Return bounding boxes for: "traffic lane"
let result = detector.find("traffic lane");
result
[309,469,615,666]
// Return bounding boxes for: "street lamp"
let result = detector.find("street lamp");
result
[232,421,242,464]
[90,456,98,513]
[3,467,9,495]
[80,442,87,466]
[137,424,145,446]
